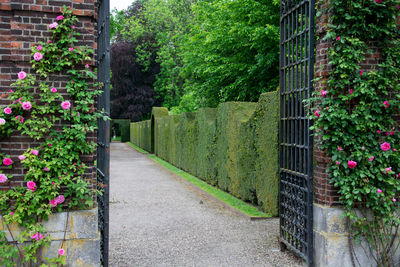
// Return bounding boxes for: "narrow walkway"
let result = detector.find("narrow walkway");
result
[109,143,302,267]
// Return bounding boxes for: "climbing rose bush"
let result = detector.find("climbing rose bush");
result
[0,7,106,266]
[310,0,400,265]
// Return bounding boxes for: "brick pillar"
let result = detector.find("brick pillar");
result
[312,1,386,266]
[0,0,98,191]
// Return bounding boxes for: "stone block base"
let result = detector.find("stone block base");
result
[313,203,375,267]
[1,209,100,267]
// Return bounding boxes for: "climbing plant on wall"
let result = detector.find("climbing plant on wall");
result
[310,0,400,266]
[0,7,105,266]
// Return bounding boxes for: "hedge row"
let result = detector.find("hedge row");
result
[111,119,130,142]
[130,120,151,152]
[130,91,279,215]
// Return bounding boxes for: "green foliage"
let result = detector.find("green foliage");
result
[181,0,280,107]
[130,92,280,215]
[0,7,106,265]
[117,0,279,111]
[309,1,400,265]
[111,119,131,142]
[110,9,126,41]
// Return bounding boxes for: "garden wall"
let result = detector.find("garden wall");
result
[130,91,280,215]
[0,2,100,265]
[0,0,97,191]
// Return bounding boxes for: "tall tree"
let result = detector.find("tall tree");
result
[110,42,159,121]
[180,0,280,108]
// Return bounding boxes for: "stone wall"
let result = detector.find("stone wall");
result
[1,209,100,266]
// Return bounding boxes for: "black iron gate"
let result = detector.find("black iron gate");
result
[279,0,315,266]
[97,0,110,266]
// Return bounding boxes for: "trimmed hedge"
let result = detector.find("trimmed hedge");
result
[195,108,217,185]
[129,91,279,215]
[111,119,130,142]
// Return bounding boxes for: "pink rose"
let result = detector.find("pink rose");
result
[18,71,27,80]
[31,149,39,156]
[33,52,43,61]
[348,89,354,95]
[338,146,343,151]
[48,40,52,43]
[72,25,76,29]
[37,45,42,51]
[393,198,397,202]
[56,15,64,21]
[320,90,327,97]
[381,142,391,151]
[59,249,65,256]
[336,161,340,165]
[4,107,11,115]
[336,37,341,41]
[49,199,57,207]
[383,101,389,108]
[377,189,382,194]
[348,160,357,169]
[385,167,392,174]
[49,22,58,29]
[361,146,365,151]
[61,101,71,110]
[31,232,43,241]
[377,130,381,133]
[44,167,49,172]
[314,109,320,118]
[0,118,5,125]
[0,174,7,183]
[56,195,65,204]
[18,155,26,161]
[3,158,13,166]
[375,0,383,3]
[85,64,89,68]
[51,87,57,93]
[27,181,36,191]
[69,47,74,52]
[15,115,24,123]
[360,70,363,75]
[21,101,32,111]
[368,156,374,162]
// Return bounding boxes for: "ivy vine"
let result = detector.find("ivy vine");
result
[311,0,400,266]
[0,7,106,266]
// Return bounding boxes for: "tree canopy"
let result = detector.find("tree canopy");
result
[110,0,280,114]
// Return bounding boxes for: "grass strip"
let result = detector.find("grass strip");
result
[112,136,121,142]
[147,154,271,219]
[127,142,149,154]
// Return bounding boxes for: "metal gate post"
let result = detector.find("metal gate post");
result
[279,1,315,266]
[97,0,110,266]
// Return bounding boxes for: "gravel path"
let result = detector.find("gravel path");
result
[109,142,303,267]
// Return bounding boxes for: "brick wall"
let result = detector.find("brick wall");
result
[0,0,98,191]
[313,0,383,206]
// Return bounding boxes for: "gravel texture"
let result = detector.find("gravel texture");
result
[109,142,304,267]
